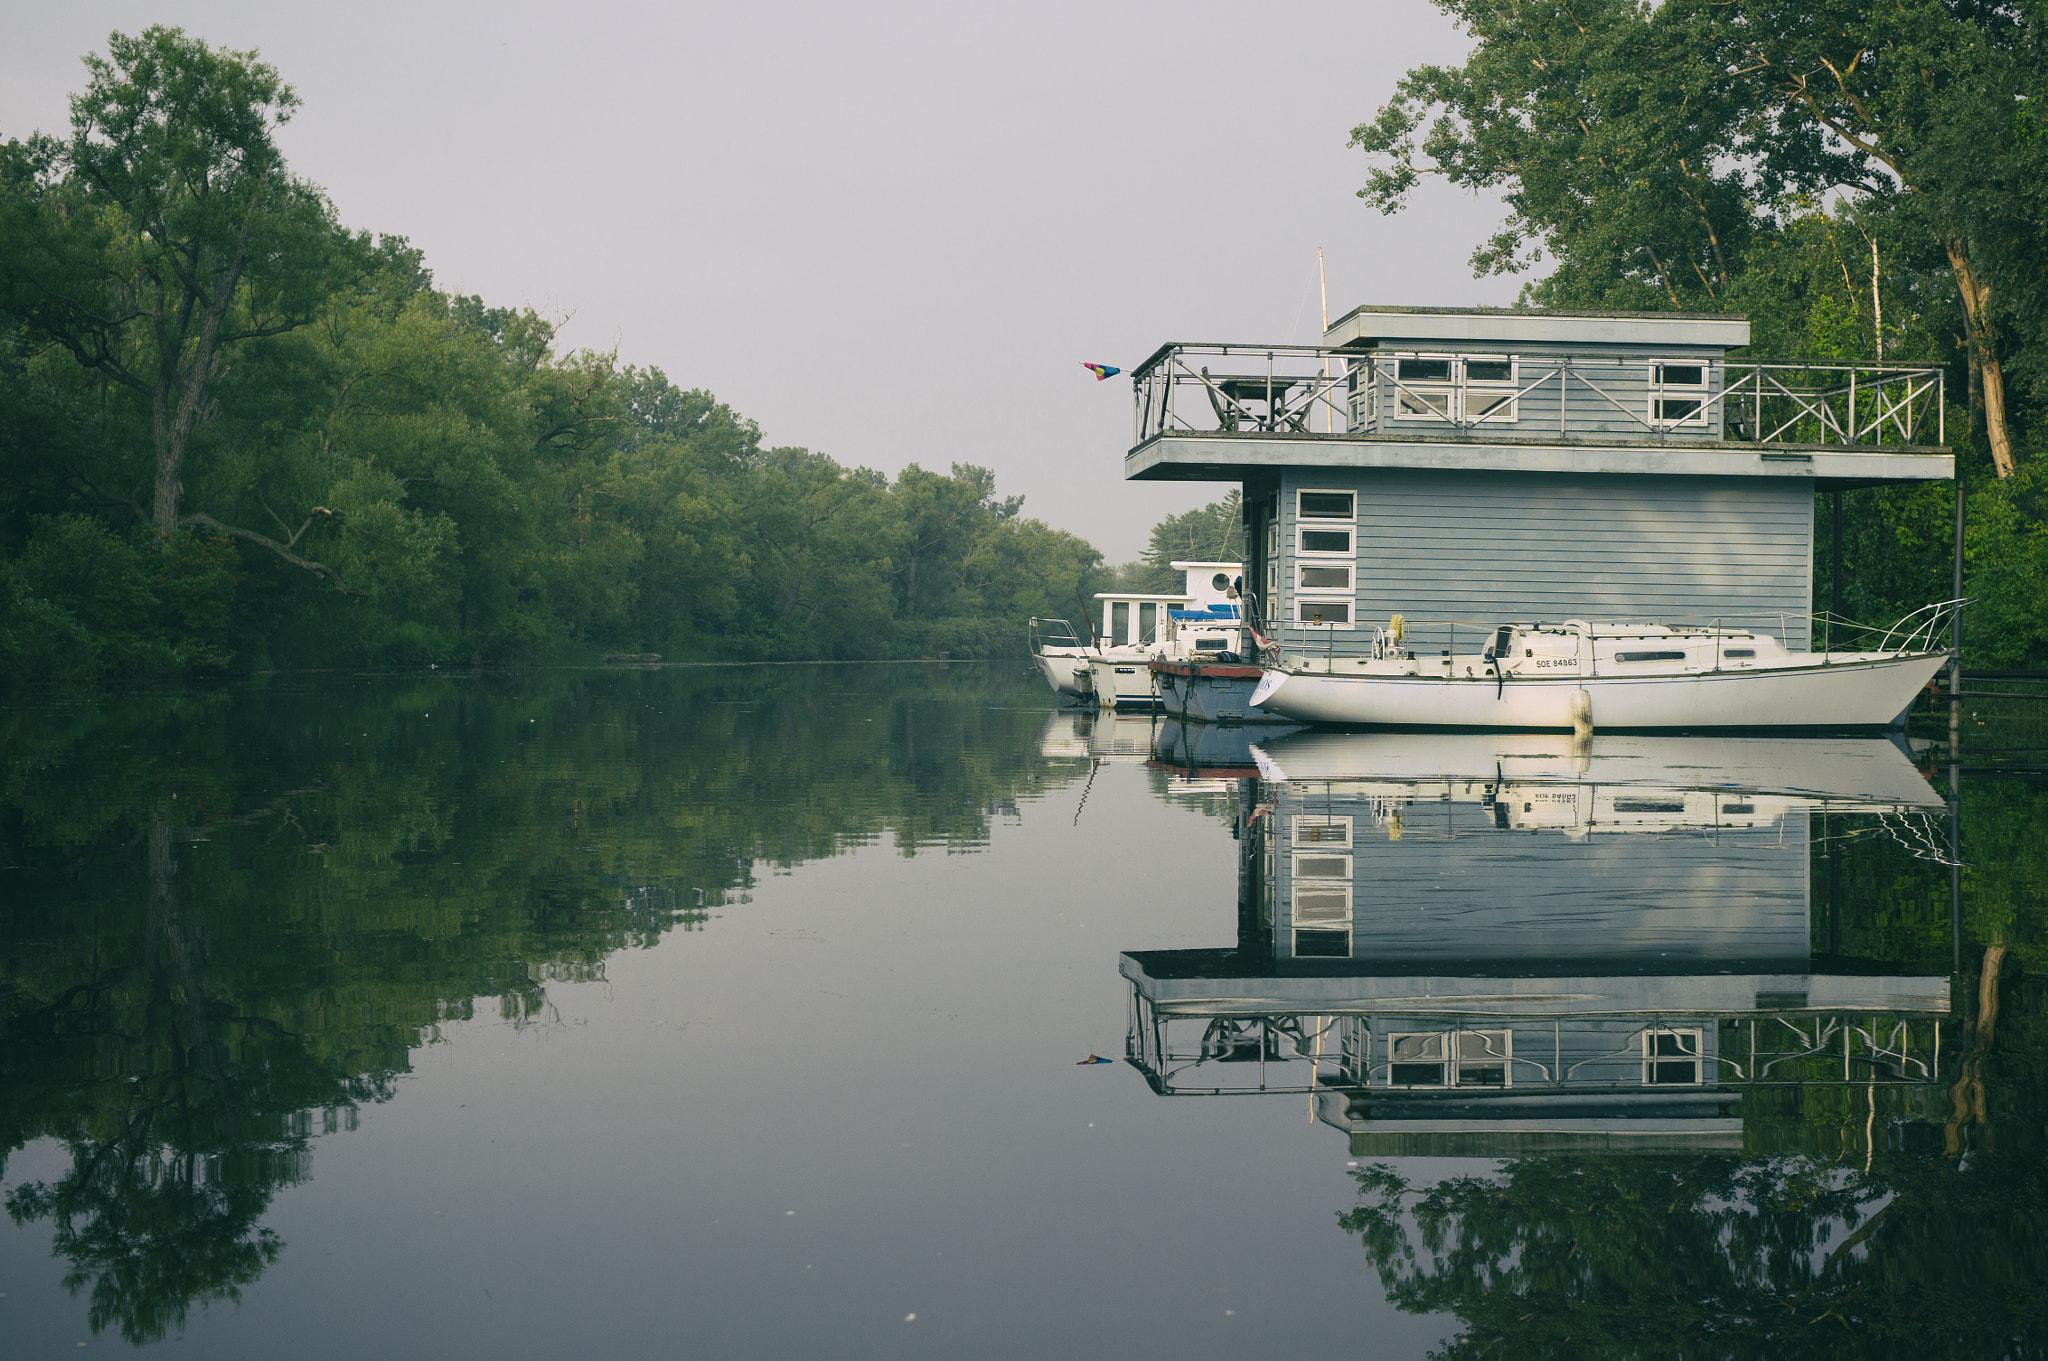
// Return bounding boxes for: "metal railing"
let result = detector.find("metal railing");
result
[1126,997,1949,1098]
[1130,344,1946,450]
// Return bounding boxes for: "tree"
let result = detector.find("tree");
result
[1350,0,2048,474]
[0,27,362,562]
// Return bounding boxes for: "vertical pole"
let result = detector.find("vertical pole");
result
[1827,810,1840,958]
[1829,490,1843,654]
[1950,759,1962,977]
[1951,479,1965,753]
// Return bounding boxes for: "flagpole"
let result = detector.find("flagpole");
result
[1317,247,1331,433]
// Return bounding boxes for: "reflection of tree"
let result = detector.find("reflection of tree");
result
[1338,954,2048,1356]
[1,663,1074,1340]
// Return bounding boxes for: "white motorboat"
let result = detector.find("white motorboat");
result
[1029,561,1249,709]
[1248,604,1963,731]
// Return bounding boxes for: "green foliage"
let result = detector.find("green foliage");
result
[0,34,1109,676]
[1125,491,1244,593]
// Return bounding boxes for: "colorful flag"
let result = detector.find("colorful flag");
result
[1082,363,1121,381]
[1075,1053,1113,1065]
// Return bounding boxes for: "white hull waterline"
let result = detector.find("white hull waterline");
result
[1248,613,1961,730]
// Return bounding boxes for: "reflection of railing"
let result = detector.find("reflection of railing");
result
[1129,344,1946,449]
[1126,992,1947,1098]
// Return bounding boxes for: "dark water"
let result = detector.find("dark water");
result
[0,664,2042,1358]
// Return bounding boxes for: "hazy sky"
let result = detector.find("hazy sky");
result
[1,2,1516,560]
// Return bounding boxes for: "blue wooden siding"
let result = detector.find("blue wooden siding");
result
[1275,470,1814,652]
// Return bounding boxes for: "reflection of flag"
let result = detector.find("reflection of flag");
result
[1082,363,1121,381]
[1076,1054,1112,1065]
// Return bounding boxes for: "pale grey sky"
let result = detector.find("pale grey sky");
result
[0,1,1516,560]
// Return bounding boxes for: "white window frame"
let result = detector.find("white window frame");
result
[1295,561,1355,593]
[1387,353,1457,423]
[1291,882,1352,927]
[1291,851,1353,881]
[1648,360,1710,429]
[1461,353,1519,424]
[1642,1028,1705,1086]
[1384,1030,1514,1088]
[1295,488,1357,521]
[1291,815,1353,848]
[1294,598,1355,629]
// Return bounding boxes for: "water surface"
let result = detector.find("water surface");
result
[1,665,2042,1358]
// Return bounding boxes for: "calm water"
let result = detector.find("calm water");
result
[1,664,2043,1358]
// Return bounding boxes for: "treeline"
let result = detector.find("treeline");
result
[1355,0,2048,666]
[0,28,1105,679]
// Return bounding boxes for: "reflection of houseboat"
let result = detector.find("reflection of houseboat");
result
[1027,561,1247,709]
[1037,709,1161,765]
[1118,739,1953,1155]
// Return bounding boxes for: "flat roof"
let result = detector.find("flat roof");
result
[1325,304,1751,351]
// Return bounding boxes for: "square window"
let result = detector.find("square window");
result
[1643,1030,1703,1085]
[1298,491,1355,519]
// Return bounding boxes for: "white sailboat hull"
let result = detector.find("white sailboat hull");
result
[1250,652,1948,730]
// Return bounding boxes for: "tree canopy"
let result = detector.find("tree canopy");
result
[0,28,1111,678]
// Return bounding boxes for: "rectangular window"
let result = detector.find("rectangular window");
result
[1649,361,1709,428]
[1462,354,1518,422]
[1388,1033,1447,1086]
[1292,885,1351,926]
[1387,1031,1512,1087]
[1296,600,1350,625]
[1138,602,1157,642]
[1293,929,1350,958]
[1265,519,1280,556]
[1455,1031,1511,1087]
[1643,1030,1703,1085]
[1299,564,1352,590]
[1298,491,1355,519]
[1111,601,1130,644]
[1292,853,1352,880]
[1299,528,1353,555]
[1292,816,1352,847]
[1390,354,1456,422]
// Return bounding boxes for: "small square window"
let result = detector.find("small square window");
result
[1643,1030,1703,1085]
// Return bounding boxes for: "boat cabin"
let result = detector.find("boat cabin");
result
[1092,558,1242,648]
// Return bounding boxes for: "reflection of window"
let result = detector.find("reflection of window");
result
[1294,929,1350,957]
[1643,1030,1703,1085]
[1387,1030,1513,1087]
[1650,361,1709,427]
[1293,853,1352,879]
[1299,564,1352,590]
[1292,884,1351,925]
[1292,816,1352,847]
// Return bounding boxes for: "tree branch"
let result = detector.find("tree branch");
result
[180,511,360,593]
